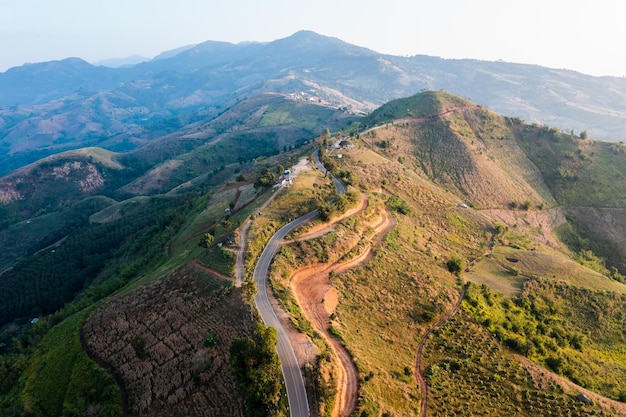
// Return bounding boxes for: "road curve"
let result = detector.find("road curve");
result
[314,149,346,195]
[253,210,319,417]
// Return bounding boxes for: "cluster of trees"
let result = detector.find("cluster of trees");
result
[230,324,283,417]
[464,283,588,359]
[463,281,626,399]
[318,190,359,222]
[446,256,465,276]
[386,195,411,215]
[254,168,277,189]
[0,195,194,326]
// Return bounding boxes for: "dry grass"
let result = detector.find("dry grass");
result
[69,147,123,169]
[492,246,626,294]
[466,259,527,298]
[316,144,494,415]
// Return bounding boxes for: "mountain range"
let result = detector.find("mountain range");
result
[2,30,626,177]
[1,30,626,417]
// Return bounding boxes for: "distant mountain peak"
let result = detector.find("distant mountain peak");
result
[95,55,150,68]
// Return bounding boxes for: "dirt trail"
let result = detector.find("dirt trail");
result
[517,355,626,415]
[290,198,396,417]
[414,285,467,417]
[190,258,234,282]
[234,219,250,286]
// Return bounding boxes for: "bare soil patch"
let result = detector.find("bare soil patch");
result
[84,266,255,417]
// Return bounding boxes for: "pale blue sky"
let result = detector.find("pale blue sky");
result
[0,0,624,76]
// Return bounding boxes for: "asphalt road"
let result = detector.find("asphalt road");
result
[313,149,346,195]
[252,150,345,417]
[253,210,319,417]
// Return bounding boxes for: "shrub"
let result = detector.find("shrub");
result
[446,256,464,276]
[204,330,218,347]
[386,195,411,215]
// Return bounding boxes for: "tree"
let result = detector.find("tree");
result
[230,324,282,416]
[318,145,326,160]
[199,232,214,248]
[446,256,464,276]
[580,130,588,139]
[254,168,276,188]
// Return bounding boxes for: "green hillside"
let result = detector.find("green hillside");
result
[513,122,626,207]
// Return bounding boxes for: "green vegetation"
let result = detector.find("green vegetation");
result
[463,281,626,401]
[385,195,411,215]
[3,89,626,417]
[423,311,613,416]
[515,124,626,208]
[204,329,218,347]
[557,213,626,277]
[446,256,464,276]
[318,190,360,222]
[245,166,330,281]
[230,324,285,417]
[20,312,122,417]
[363,91,472,126]
[199,232,214,248]
[0,194,195,325]
[255,167,277,188]
[0,195,115,272]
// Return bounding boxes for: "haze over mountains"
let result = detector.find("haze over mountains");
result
[2,31,626,177]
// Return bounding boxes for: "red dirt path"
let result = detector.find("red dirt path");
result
[289,196,396,417]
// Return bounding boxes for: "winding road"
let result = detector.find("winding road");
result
[252,150,347,417]
[253,211,319,417]
[314,149,346,195]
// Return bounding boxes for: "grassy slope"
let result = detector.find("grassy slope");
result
[360,93,555,209]
[5,90,626,416]
[309,137,491,415]
[305,92,626,414]
[514,125,626,208]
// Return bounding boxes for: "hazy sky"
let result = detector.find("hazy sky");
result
[1,0,624,76]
